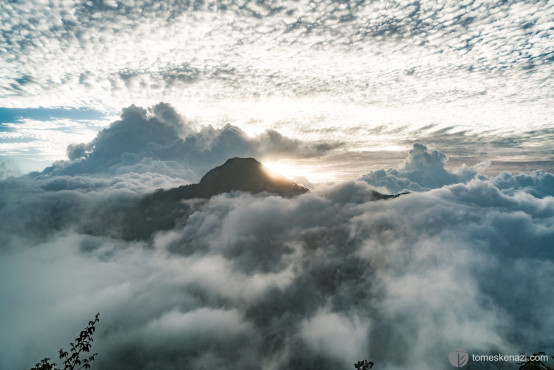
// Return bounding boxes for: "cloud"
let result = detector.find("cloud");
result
[40,103,339,182]
[1,0,553,176]
[360,143,479,193]
[492,170,554,199]
[300,309,369,364]
[1,141,553,369]
[0,157,19,179]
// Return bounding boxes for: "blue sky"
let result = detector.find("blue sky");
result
[0,107,104,125]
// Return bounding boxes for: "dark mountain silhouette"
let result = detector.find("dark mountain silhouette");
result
[81,158,403,241]
[83,158,308,240]
[149,157,308,203]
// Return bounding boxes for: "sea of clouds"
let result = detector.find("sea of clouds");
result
[0,104,553,370]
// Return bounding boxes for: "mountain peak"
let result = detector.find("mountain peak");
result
[147,158,308,207]
[114,158,308,239]
[198,157,308,197]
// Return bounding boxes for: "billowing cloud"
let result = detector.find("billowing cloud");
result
[360,143,479,192]
[0,141,553,370]
[41,103,340,181]
[492,170,554,199]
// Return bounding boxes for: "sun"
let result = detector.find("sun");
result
[262,159,303,181]
[262,158,341,185]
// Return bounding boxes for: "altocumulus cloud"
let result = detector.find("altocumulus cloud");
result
[2,0,553,109]
[0,118,553,369]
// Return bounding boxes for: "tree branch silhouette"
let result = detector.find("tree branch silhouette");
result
[30,313,100,370]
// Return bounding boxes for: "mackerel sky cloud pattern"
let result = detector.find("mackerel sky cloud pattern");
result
[1,0,553,176]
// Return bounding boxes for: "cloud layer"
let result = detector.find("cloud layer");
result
[1,139,553,369]
[2,0,553,109]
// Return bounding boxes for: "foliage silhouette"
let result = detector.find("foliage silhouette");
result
[30,313,100,370]
[354,359,374,369]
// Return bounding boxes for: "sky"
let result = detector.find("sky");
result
[1,0,553,178]
[1,1,554,370]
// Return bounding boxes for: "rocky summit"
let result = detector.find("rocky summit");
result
[177,157,309,199]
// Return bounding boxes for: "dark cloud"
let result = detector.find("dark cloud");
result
[1,142,553,369]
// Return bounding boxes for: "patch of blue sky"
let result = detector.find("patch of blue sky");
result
[0,107,106,124]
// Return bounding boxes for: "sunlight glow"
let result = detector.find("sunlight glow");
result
[262,158,342,185]
[262,160,303,181]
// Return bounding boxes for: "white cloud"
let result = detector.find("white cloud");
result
[301,309,369,366]
[1,143,553,369]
